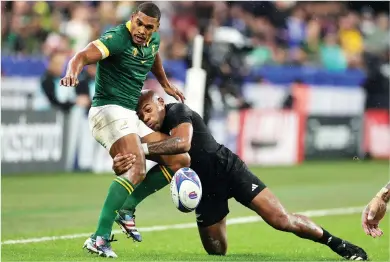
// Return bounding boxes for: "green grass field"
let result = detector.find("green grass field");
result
[2,161,389,261]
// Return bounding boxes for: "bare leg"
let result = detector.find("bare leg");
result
[249,188,368,260]
[114,131,190,242]
[110,133,146,185]
[91,133,147,242]
[249,188,323,240]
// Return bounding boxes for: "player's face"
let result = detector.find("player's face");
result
[138,98,165,131]
[130,12,159,45]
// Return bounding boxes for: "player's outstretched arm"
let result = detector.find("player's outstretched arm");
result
[362,181,390,238]
[143,123,193,155]
[60,43,103,87]
[151,52,169,88]
[151,52,185,102]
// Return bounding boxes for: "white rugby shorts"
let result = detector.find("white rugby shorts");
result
[88,105,153,151]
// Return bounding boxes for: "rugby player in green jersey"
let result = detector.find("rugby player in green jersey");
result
[60,2,189,257]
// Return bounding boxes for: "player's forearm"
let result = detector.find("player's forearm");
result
[66,45,99,77]
[376,182,390,203]
[142,137,190,155]
[66,52,89,77]
[151,52,169,88]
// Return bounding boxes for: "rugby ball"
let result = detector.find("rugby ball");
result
[170,167,202,213]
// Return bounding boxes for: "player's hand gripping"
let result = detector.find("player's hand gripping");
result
[362,196,387,238]
[163,84,186,103]
[112,153,136,175]
[60,74,79,87]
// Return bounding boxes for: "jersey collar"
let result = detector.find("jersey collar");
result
[126,21,152,47]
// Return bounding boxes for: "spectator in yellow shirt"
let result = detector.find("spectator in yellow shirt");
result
[339,13,363,67]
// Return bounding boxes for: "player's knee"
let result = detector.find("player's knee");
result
[133,169,147,185]
[123,163,146,185]
[203,237,227,256]
[170,153,191,172]
[270,212,291,232]
[205,242,227,256]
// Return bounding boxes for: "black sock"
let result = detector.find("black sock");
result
[316,228,342,250]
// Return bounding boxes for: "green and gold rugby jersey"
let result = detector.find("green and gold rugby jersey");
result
[92,21,160,110]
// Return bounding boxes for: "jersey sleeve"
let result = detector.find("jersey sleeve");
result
[92,26,128,59]
[165,103,193,130]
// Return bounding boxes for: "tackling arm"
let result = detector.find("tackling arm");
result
[151,53,185,102]
[142,123,193,155]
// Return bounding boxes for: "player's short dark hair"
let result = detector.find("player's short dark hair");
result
[137,2,161,21]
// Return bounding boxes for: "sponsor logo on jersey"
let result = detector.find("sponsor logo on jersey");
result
[132,48,138,57]
[119,120,129,130]
[252,184,258,191]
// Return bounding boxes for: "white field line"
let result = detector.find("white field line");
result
[1,206,363,245]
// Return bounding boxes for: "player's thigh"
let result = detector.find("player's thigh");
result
[229,158,267,208]
[88,105,141,152]
[140,123,191,172]
[249,188,291,230]
[230,166,290,228]
[196,198,229,255]
[88,105,146,179]
[198,218,228,256]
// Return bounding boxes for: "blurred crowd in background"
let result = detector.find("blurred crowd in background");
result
[1,1,389,70]
[1,1,389,122]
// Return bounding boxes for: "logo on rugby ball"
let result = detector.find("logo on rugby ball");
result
[188,191,198,199]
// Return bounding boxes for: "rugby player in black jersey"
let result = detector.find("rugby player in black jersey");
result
[112,90,368,260]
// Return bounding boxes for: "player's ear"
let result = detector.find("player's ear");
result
[158,97,164,106]
[151,21,159,33]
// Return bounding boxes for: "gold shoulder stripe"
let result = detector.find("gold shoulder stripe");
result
[146,36,152,47]
[126,21,132,32]
[93,40,109,59]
